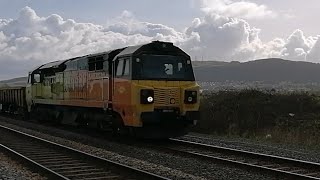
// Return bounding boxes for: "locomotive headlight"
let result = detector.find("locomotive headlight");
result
[147,96,154,103]
[185,90,197,104]
[140,89,154,104]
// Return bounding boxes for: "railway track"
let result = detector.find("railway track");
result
[1,115,319,179]
[161,138,320,179]
[0,124,168,180]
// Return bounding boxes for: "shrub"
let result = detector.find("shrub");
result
[195,89,320,143]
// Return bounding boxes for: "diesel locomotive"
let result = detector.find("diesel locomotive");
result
[0,41,200,138]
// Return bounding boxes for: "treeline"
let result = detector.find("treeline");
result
[195,90,320,147]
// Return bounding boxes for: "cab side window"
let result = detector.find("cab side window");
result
[116,58,130,77]
[116,60,124,76]
[33,74,41,84]
[123,59,130,76]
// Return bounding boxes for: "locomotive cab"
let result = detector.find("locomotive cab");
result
[112,41,200,138]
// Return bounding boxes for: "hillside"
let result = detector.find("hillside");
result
[1,58,320,88]
[0,77,28,87]
[193,58,320,82]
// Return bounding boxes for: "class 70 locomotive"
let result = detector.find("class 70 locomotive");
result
[0,41,200,138]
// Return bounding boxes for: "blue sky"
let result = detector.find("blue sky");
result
[0,0,319,80]
[1,0,319,41]
[0,0,199,31]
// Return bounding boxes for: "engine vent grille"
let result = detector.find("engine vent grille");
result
[154,88,180,106]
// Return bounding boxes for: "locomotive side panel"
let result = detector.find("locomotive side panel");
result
[24,41,199,138]
[112,78,134,126]
[53,72,64,100]
[88,71,104,101]
[111,56,136,126]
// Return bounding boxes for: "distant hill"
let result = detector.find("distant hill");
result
[193,58,320,82]
[192,61,230,68]
[0,77,27,88]
[1,58,320,88]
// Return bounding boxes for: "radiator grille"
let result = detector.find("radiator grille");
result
[154,88,180,106]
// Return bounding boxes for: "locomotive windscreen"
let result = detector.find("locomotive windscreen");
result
[133,55,195,81]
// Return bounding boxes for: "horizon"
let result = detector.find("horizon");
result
[0,1,319,79]
[1,57,320,82]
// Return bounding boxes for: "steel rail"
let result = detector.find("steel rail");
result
[167,138,320,179]
[0,124,169,180]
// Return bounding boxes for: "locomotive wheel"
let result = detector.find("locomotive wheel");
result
[53,111,63,125]
[97,119,110,131]
[23,112,29,121]
[128,127,137,137]
[111,113,126,136]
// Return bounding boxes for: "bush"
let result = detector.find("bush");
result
[195,89,320,144]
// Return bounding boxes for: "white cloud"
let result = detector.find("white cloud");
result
[307,36,320,62]
[105,10,184,41]
[183,13,262,60]
[280,29,310,60]
[199,0,276,19]
[0,7,153,76]
[0,6,320,79]
[182,12,320,62]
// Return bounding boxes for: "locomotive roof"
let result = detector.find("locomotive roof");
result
[114,41,185,59]
[30,41,186,73]
[32,55,85,73]
[86,50,114,58]
[39,60,66,70]
[85,48,126,61]
[30,61,61,73]
[115,44,144,57]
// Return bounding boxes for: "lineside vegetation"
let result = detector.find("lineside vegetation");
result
[195,90,320,148]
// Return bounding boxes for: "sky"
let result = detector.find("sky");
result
[0,0,319,80]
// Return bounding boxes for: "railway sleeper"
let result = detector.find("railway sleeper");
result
[60,168,104,174]
[51,165,94,171]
